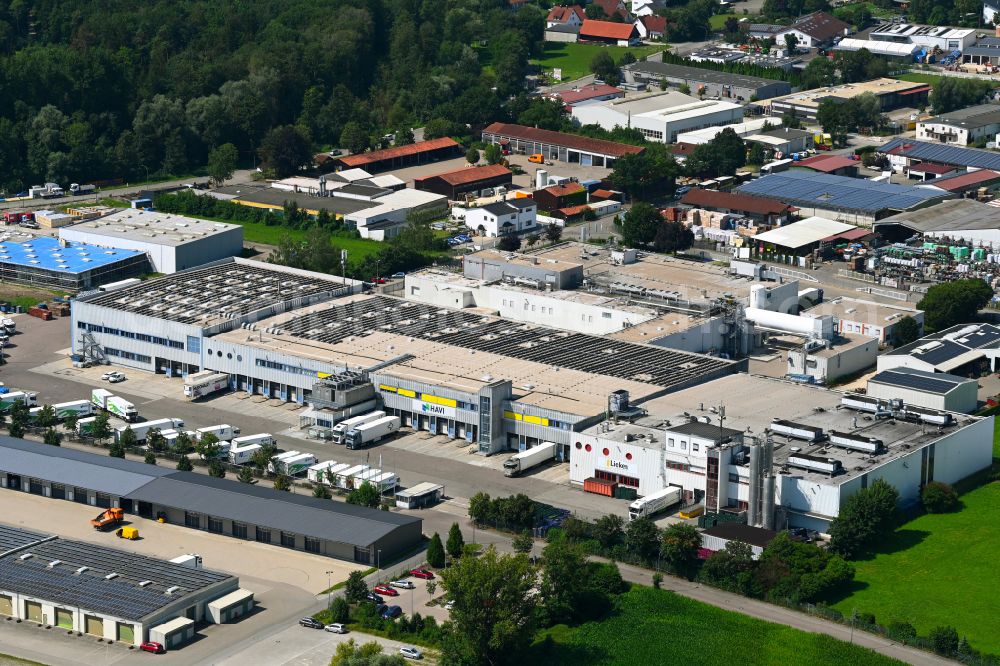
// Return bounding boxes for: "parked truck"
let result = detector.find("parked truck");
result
[503,441,557,477]
[0,391,38,411]
[75,416,97,436]
[195,424,240,441]
[91,507,124,530]
[199,440,232,461]
[230,433,275,449]
[268,450,301,474]
[52,399,93,419]
[69,183,96,196]
[278,452,318,476]
[331,410,385,444]
[116,418,185,443]
[183,371,230,400]
[344,415,400,450]
[229,442,262,466]
[105,396,138,422]
[628,486,683,521]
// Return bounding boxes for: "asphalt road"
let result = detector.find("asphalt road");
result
[0,169,258,211]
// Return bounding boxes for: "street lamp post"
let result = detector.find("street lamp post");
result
[326,570,334,609]
[377,549,381,583]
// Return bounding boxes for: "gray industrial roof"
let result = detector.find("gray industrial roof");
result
[880,137,1000,171]
[0,437,420,550]
[887,324,1000,365]
[875,199,1000,233]
[0,527,233,621]
[129,473,419,546]
[77,257,353,327]
[869,367,973,395]
[736,171,951,213]
[623,61,785,90]
[0,437,173,495]
[922,103,1000,129]
[667,421,743,441]
[236,187,379,215]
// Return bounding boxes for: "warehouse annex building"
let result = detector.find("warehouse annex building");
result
[571,373,992,531]
[59,209,244,274]
[482,122,644,167]
[0,524,248,648]
[0,438,422,563]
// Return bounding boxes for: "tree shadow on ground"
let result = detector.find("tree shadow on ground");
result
[853,529,931,562]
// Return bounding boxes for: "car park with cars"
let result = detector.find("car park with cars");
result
[373,584,399,597]
[409,568,435,579]
[390,580,415,589]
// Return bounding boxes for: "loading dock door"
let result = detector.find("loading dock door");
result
[116,622,134,643]
[85,615,103,637]
[25,601,42,623]
[55,608,73,630]
[581,154,593,167]
[0,595,11,616]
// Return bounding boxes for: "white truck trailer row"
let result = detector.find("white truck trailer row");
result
[344,416,400,450]
[331,411,386,444]
[183,371,231,400]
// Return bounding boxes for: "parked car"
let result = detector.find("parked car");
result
[399,646,423,660]
[373,584,399,597]
[324,623,348,634]
[390,580,415,589]
[382,605,403,619]
[140,642,165,654]
[376,603,388,617]
[107,372,126,383]
[298,617,324,629]
[391,272,406,279]
[371,276,387,284]
[366,592,385,604]
[409,568,434,579]
[101,371,116,380]
[445,600,455,611]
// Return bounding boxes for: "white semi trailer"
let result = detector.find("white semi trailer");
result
[503,441,557,477]
[628,486,683,521]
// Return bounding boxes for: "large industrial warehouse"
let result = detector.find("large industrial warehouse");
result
[0,438,422,563]
[58,210,244,274]
[0,524,248,648]
[570,373,992,532]
[71,259,742,457]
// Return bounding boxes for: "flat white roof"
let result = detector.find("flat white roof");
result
[62,210,241,247]
[152,616,194,633]
[638,99,743,121]
[676,118,771,145]
[752,216,854,248]
[207,588,254,609]
[835,38,920,56]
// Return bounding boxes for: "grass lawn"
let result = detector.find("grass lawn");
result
[894,72,943,87]
[218,220,383,263]
[527,586,903,666]
[831,480,1000,653]
[710,13,738,30]
[533,42,665,81]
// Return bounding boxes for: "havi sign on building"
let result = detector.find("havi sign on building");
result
[412,399,456,419]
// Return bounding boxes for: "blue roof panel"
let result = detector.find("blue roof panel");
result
[0,236,143,274]
[735,171,950,213]
[879,138,1000,171]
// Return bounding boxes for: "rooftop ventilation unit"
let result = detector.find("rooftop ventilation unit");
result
[75,566,89,575]
[787,453,844,476]
[165,586,180,595]
[105,572,120,580]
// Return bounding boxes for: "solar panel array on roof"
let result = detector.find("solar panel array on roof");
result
[736,171,951,213]
[870,369,964,395]
[0,525,47,553]
[879,138,1000,171]
[276,296,736,389]
[0,534,235,621]
[79,259,352,326]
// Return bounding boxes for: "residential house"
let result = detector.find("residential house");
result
[548,83,625,107]
[579,19,640,46]
[533,183,587,212]
[631,0,665,17]
[775,12,850,48]
[635,14,667,40]
[546,4,585,28]
[916,104,1000,146]
[464,200,538,237]
[592,0,631,21]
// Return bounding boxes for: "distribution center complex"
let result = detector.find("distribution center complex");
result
[71,258,742,457]
[0,523,248,648]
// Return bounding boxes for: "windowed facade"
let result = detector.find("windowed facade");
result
[232,522,248,539]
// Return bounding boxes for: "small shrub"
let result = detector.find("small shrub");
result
[652,572,663,589]
[922,481,959,513]
[928,626,959,655]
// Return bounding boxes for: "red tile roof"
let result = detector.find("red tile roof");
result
[910,162,956,175]
[680,188,791,216]
[795,154,858,173]
[555,83,623,105]
[593,0,629,19]
[336,137,459,168]
[639,15,667,34]
[554,204,590,217]
[415,164,511,187]
[483,122,645,158]
[789,11,850,42]
[546,4,585,23]
[823,227,872,242]
[580,19,638,41]
[542,183,587,198]
[929,169,1000,191]
[591,188,618,199]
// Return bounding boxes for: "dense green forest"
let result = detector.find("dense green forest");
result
[0,0,547,192]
